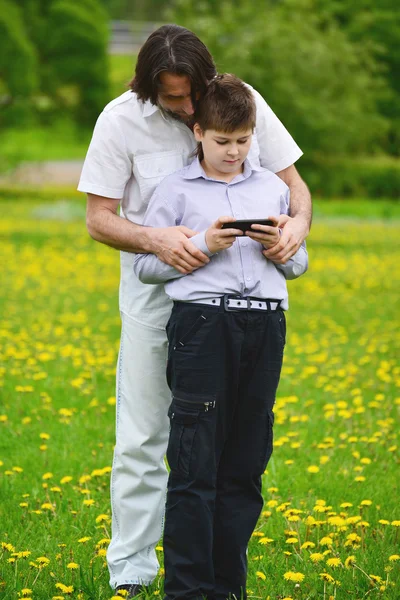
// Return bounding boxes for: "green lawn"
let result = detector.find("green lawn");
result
[0,199,399,599]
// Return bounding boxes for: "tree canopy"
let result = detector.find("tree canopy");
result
[0,0,110,127]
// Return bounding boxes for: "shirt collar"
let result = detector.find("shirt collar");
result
[183,157,265,182]
[142,99,160,118]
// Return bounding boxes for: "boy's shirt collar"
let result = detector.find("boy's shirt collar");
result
[183,156,266,183]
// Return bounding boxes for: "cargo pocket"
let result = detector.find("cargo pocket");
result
[166,397,216,479]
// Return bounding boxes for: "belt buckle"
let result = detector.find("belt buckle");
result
[223,294,247,312]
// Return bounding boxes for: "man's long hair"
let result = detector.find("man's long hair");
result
[130,24,217,106]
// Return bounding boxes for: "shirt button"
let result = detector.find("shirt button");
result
[246,277,251,281]
[242,242,247,247]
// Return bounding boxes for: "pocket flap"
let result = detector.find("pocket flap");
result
[135,151,184,179]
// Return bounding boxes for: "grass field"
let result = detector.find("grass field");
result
[0,198,399,600]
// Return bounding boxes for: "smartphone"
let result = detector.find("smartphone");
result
[221,218,275,235]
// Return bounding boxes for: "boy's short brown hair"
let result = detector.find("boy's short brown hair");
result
[195,73,256,133]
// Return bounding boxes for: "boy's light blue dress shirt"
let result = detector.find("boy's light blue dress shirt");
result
[133,158,308,310]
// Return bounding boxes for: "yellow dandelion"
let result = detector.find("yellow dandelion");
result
[21,589,33,596]
[389,555,400,562]
[326,558,341,567]
[310,553,325,563]
[283,571,305,582]
[77,537,91,543]
[256,571,266,580]
[369,574,383,584]
[42,472,53,480]
[288,515,301,522]
[301,541,315,549]
[379,519,390,525]
[259,537,274,545]
[55,583,74,594]
[60,476,73,484]
[95,514,110,523]
[37,556,50,566]
[391,520,400,527]
[307,465,320,473]
[41,503,55,511]
[67,562,79,570]
[320,536,334,546]
[319,573,335,583]
[1,542,15,552]
[345,555,356,568]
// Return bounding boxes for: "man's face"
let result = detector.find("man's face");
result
[193,125,253,179]
[157,72,197,125]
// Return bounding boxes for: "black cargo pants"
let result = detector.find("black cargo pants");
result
[163,298,286,600]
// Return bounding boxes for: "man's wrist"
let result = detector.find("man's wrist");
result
[139,226,158,255]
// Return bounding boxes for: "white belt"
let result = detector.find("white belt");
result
[188,295,282,312]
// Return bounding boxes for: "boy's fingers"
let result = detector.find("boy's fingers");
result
[218,228,243,237]
[213,216,237,229]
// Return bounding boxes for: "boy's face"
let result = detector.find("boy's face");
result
[194,126,253,179]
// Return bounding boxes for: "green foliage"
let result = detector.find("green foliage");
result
[0,0,38,124]
[46,0,110,125]
[168,0,389,159]
[100,0,168,20]
[301,155,400,199]
[0,0,110,128]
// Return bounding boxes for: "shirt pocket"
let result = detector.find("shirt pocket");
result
[133,150,184,205]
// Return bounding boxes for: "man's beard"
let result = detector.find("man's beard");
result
[158,104,195,128]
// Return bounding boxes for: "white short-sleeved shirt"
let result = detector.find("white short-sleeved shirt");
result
[78,88,303,329]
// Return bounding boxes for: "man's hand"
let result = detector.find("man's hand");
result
[262,214,308,264]
[151,226,210,274]
[205,216,243,253]
[245,216,280,249]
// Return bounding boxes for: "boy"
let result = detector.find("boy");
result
[134,74,308,600]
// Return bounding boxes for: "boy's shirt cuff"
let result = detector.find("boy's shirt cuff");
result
[190,231,215,257]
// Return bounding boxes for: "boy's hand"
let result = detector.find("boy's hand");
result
[263,214,306,264]
[246,216,280,249]
[205,216,243,253]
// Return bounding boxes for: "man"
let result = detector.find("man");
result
[78,24,311,597]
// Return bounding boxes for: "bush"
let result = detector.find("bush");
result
[300,155,400,199]
[0,0,38,125]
